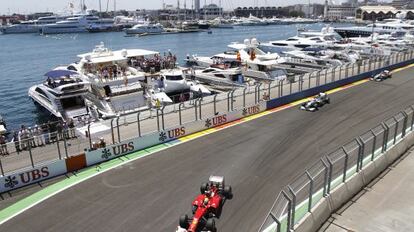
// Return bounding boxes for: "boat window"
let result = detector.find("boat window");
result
[165,75,183,81]
[35,88,48,96]
[214,74,226,78]
[272,43,288,46]
[286,38,298,41]
[202,69,214,73]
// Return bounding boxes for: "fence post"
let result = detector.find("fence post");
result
[243,87,247,108]
[282,190,293,232]
[0,159,4,176]
[381,123,389,152]
[410,106,414,131]
[279,80,284,97]
[63,134,69,159]
[402,111,408,137]
[213,94,218,115]
[287,186,296,229]
[116,116,121,143]
[305,171,314,212]
[161,105,166,130]
[110,118,115,144]
[326,156,333,194]
[308,72,311,89]
[338,65,342,80]
[227,91,232,110]
[230,89,235,111]
[194,100,198,121]
[137,112,141,137]
[321,158,329,197]
[324,68,328,84]
[28,140,34,168]
[198,98,202,119]
[156,109,160,131]
[370,129,376,161]
[392,116,398,144]
[342,146,349,182]
[356,137,364,171]
[179,103,184,125]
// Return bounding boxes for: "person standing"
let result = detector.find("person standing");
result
[68,118,75,138]
[0,134,8,156]
[13,131,20,153]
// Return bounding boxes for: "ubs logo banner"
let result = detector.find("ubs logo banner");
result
[1,160,67,192]
[242,105,261,116]
[159,127,186,142]
[205,114,227,128]
[101,142,135,160]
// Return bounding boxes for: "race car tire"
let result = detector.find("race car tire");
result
[205,218,216,232]
[200,182,208,194]
[326,98,330,104]
[224,185,233,199]
[179,214,189,229]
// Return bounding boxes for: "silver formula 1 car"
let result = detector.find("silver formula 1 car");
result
[300,92,330,112]
[371,70,392,82]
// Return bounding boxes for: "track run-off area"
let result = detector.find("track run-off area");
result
[1,64,414,232]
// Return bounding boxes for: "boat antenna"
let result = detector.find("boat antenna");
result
[99,0,102,17]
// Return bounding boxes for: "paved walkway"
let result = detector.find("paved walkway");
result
[320,147,414,232]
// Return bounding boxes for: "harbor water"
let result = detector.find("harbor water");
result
[0,23,349,130]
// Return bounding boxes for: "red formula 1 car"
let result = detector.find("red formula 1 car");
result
[177,176,233,232]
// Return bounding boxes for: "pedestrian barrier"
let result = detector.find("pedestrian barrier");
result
[258,104,414,232]
[0,51,413,193]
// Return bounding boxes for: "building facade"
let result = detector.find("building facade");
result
[326,5,357,19]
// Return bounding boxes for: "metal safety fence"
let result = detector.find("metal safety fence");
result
[1,50,414,175]
[258,104,414,232]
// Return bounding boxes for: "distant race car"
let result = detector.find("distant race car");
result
[178,176,233,232]
[371,70,392,82]
[300,92,330,112]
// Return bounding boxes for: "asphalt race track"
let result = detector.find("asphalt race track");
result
[2,67,414,232]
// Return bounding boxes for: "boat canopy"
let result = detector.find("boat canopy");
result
[44,69,78,78]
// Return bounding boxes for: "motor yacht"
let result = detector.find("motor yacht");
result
[187,38,281,68]
[40,14,110,34]
[334,19,414,38]
[193,67,248,90]
[28,68,90,121]
[125,23,165,35]
[0,15,68,34]
[261,34,337,53]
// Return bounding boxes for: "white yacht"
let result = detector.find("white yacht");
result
[125,23,165,35]
[0,15,68,34]
[194,67,248,90]
[148,68,210,102]
[87,18,117,32]
[71,42,209,117]
[71,43,157,118]
[28,68,90,120]
[40,14,108,34]
[334,19,414,38]
[261,34,337,53]
[187,38,281,68]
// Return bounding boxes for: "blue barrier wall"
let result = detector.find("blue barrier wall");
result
[266,59,414,110]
